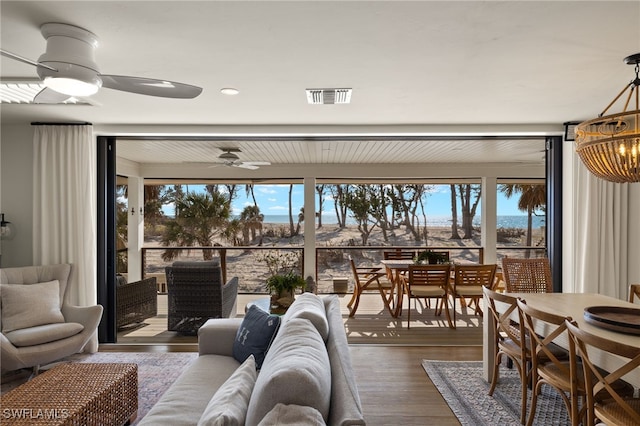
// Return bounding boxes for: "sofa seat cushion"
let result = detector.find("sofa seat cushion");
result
[138,354,242,426]
[198,355,257,426]
[257,403,326,426]
[281,293,329,341]
[1,280,65,333]
[233,304,280,369]
[245,318,331,426]
[4,322,84,347]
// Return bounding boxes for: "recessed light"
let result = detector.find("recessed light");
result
[220,87,239,96]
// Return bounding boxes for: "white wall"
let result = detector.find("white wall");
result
[0,124,34,267]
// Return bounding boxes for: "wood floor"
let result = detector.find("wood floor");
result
[106,293,485,425]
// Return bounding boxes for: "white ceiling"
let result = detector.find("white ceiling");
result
[1,1,639,170]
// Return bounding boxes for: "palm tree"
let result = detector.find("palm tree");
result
[499,184,546,258]
[239,205,264,244]
[161,191,231,261]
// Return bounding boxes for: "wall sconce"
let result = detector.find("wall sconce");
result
[0,213,16,240]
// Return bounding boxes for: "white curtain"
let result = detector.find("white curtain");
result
[32,125,97,307]
[569,147,640,299]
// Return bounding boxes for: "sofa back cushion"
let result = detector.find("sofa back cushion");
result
[1,280,65,333]
[245,317,331,426]
[281,292,329,341]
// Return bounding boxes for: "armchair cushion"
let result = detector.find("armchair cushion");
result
[5,322,84,347]
[1,280,65,333]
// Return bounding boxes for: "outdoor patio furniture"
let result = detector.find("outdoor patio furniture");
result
[451,264,496,323]
[406,264,453,329]
[165,260,238,334]
[116,276,158,329]
[630,283,640,303]
[347,255,395,317]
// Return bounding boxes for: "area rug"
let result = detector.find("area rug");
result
[422,360,570,426]
[1,352,198,425]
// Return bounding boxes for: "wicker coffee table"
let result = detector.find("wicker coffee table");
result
[1,363,138,425]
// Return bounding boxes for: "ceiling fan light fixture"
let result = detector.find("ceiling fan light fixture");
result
[575,53,640,183]
[43,76,100,96]
[220,87,239,96]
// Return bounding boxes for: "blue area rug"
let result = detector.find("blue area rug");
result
[422,360,571,426]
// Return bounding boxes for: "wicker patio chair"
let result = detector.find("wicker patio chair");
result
[165,260,238,334]
[116,276,158,329]
[501,257,552,293]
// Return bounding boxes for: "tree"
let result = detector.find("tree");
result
[500,184,546,258]
[316,184,325,228]
[344,185,381,245]
[245,184,257,206]
[239,205,264,244]
[390,184,427,242]
[456,184,481,239]
[288,184,297,236]
[329,184,350,228]
[449,184,461,239]
[161,191,231,261]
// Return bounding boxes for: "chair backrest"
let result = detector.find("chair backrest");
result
[629,284,640,303]
[383,250,416,260]
[565,319,640,425]
[348,255,362,286]
[501,257,552,293]
[454,264,496,289]
[0,264,72,305]
[517,299,570,372]
[407,264,451,291]
[483,286,526,353]
[165,260,223,290]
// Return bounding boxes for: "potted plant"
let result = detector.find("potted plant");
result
[266,272,306,310]
[414,250,449,265]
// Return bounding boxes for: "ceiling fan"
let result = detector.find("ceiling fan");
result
[211,148,271,170]
[0,22,202,103]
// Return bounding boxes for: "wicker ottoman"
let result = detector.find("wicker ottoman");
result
[1,363,138,425]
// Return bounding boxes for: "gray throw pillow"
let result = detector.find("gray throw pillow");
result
[232,304,280,369]
[1,280,65,333]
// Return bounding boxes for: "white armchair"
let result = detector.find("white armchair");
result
[0,264,103,374]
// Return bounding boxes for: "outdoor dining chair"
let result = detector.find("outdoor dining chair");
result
[565,319,640,426]
[501,257,552,293]
[347,255,395,317]
[451,264,496,323]
[405,264,453,329]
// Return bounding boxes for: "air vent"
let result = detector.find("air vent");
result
[306,88,352,104]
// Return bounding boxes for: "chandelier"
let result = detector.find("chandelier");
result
[575,53,640,183]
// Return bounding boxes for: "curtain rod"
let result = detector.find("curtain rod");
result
[31,122,92,126]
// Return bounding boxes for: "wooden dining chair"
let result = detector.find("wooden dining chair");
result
[629,283,640,303]
[483,286,531,424]
[565,319,640,426]
[405,264,453,329]
[452,264,496,323]
[383,250,416,260]
[517,299,577,426]
[347,255,395,317]
[501,257,552,293]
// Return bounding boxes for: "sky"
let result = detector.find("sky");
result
[170,184,532,218]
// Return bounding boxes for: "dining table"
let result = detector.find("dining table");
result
[482,292,640,387]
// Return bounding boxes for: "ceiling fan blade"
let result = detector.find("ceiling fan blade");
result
[33,87,73,104]
[243,161,271,166]
[0,49,57,71]
[100,75,202,99]
[235,163,260,170]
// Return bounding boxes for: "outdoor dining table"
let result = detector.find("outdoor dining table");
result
[482,292,640,387]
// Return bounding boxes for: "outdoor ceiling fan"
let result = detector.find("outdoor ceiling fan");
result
[210,148,271,170]
[0,22,202,103]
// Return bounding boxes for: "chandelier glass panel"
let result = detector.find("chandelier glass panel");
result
[575,53,640,183]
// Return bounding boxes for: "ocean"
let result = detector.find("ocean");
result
[254,214,545,229]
